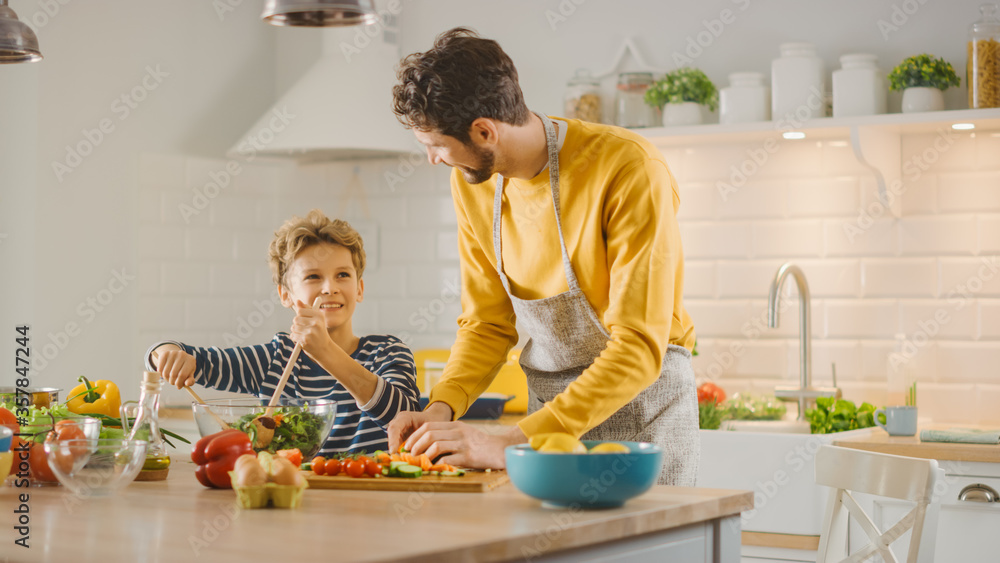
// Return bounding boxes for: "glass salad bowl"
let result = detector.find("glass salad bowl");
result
[44,438,147,497]
[192,398,336,459]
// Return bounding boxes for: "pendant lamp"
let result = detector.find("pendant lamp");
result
[261,0,377,27]
[0,0,41,63]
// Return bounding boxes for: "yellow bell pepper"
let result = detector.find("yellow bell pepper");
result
[66,376,121,418]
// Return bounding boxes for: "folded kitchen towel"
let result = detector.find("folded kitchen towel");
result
[920,429,1000,445]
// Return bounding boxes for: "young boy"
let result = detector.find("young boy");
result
[145,209,419,454]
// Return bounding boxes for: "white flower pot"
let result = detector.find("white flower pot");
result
[662,102,703,126]
[901,87,944,113]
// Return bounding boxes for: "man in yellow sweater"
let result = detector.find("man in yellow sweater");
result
[388,27,698,485]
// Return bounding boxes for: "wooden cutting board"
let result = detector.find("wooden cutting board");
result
[303,470,509,493]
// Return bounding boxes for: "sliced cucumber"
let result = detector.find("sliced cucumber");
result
[396,464,422,478]
[440,469,466,477]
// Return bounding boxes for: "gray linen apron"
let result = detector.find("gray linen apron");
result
[492,113,699,486]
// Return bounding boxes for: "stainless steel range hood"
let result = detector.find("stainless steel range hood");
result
[229,14,414,162]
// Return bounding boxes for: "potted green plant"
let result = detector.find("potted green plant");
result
[644,67,718,126]
[887,54,960,113]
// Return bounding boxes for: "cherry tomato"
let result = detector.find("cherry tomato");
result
[28,442,58,483]
[344,459,365,478]
[364,459,381,477]
[311,456,326,476]
[325,459,342,476]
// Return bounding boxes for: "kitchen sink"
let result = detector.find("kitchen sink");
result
[719,419,811,433]
[698,427,876,536]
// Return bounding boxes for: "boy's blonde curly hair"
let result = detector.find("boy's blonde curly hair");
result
[268,209,366,288]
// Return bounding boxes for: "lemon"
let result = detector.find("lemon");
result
[535,433,587,454]
[588,442,631,454]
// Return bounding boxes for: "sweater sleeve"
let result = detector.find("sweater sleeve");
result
[357,338,420,428]
[181,335,283,397]
[517,158,680,438]
[427,174,519,420]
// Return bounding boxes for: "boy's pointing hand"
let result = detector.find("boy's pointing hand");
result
[289,296,331,357]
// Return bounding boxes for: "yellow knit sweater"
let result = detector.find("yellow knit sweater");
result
[428,117,696,439]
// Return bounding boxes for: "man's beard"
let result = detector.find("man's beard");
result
[459,143,496,185]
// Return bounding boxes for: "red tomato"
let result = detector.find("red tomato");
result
[344,459,365,478]
[28,442,58,483]
[311,456,326,476]
[364,459,381,477]
[697,382,726,405]
[277,449,302,468]
[325,459,342,476]
[0,407,18,431]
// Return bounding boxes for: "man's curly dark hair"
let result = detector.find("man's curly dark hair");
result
[392,27,530,144]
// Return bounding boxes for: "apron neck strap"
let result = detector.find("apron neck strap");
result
[493,112,580,292]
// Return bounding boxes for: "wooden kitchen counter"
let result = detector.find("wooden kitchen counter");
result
[833,427,1000,463]
[1,461,752,562]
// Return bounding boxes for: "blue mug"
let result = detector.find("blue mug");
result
[875,406,918,436]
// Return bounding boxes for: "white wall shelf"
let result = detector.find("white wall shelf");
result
[638,108,1000,218]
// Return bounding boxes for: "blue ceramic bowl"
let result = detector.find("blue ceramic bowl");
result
[505,441,662,508]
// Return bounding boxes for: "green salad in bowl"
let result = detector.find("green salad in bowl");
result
[192,398,336,458]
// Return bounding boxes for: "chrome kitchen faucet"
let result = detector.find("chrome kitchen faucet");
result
[767,263,841,420]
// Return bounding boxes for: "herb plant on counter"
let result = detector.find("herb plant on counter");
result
[805,397,879,434]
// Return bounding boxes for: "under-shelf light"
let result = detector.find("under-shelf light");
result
[951,123,975,130]
[782,131,806,140]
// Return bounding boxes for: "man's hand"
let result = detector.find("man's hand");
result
[387,401,453,452]
[153,345,196,389]
[403,422,526,470]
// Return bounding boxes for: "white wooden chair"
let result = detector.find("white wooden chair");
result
[815,445,944,563]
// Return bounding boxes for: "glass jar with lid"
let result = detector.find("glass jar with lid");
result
[968,3,1000,109]
[564,69,603,123]
[614,72,657,128]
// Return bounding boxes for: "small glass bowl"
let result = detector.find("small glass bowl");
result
[44,438,147,497]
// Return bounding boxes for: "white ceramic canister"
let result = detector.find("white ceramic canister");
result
[719,72,770,124]
[832,53,887,117]
[771,42,826,121]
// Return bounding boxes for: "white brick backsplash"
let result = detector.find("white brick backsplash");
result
[825,218,897,257]
[763,139,825,178]
[980,215,1000,254]
[681,222,751,259]
[939,257,1000,297]
[161,262,211,295]
[724,339,787,379]
[138,225,186,260]
[980,300,1000,339]
[682,144,751,182]
[139,153,185,189]
[899,300,978,340]
[793,339,862,383]
[353,301,379,335]
[918,382,976,424]
[676,184,715,221]
[795,259,861,297]
[256,269,276,295]
[860,338,938,383]
[826,300,898,338]
[185,156,229,190]
[937,171,1000,213]
[436,231,460,261]
[862,259,937,297]
[407,196,455,227]
[716,181,787,219]
[234,229,275,262]
[684,300,753,337]
[377,298,428,334]
[715,260,786,298]
[185,298,235,331]
[232,163,284,195]
[682,260,715,298]
[752,220,823,258]
[210,263,258,296]
[976,385,1000,425]
[787,177,860,218]
[377,229,435,264]
[936,342,1000,383]
[834,382,886,411]
[137,261,160,295]
[284,164,327,196]
[901,131,976,173]
[899,173,937,215]
[161,191,211,227]
[899,216,976,256]
[821,140,872,176]
[363,265,407,299]
[747,299,824,339]
[138,191,159,224]
[274,196,329,226]
[137,297,186,330]
[186,228,235,261]
[256,197,278,230]
[405,264,460,298]
[363,197,407,226]
[977,132,1000,169]
[361,157,437,195]
[352,222,379,270]
[210,196,259,229]
[434,303,463,332]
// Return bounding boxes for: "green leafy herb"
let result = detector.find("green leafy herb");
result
[231,409,326,455]
[805,397,879,434]
[644,68,719,111]
[888,54,960,91]
[699,401,725,430]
